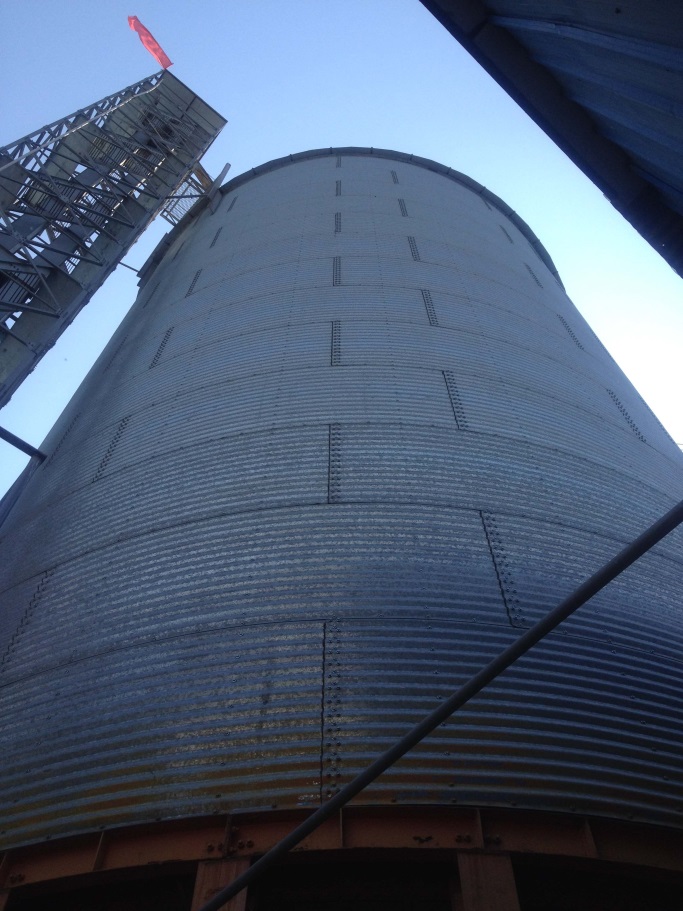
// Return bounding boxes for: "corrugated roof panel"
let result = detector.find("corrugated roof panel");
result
[419,1,683,272]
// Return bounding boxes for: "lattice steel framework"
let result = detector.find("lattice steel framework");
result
[0,71,226,407]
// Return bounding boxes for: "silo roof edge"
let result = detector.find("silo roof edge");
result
[217,146,564,288]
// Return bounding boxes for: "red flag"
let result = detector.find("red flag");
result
[128,16,173,69]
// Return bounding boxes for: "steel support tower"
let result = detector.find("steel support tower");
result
[0,71,226,408]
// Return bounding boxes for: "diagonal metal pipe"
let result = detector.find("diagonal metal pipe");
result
[0,425,46,459]
[198,496,683,911]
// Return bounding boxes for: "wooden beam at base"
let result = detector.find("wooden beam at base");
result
[2,808,683,895]
[458,853,520,911]
[192,858,250,911]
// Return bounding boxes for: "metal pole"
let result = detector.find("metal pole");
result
[0,426,46,460]
[118,262,140,274]
[198,496,683,911]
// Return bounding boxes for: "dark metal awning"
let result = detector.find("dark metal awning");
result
[419,0,683,278]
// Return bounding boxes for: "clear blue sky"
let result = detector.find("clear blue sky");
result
[1,0,681,495]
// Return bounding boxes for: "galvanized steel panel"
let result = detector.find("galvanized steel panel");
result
[321,619,683,824]
[1,148,683,851]
[0,622,324,846]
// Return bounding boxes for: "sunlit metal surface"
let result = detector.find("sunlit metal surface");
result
[0,149,682,851]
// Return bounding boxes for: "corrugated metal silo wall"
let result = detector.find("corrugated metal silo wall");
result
[1,148,682,850]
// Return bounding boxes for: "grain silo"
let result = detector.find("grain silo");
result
[1,148,682,910]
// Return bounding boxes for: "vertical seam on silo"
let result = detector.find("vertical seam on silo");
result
[331,321,341,366]
[480,511,525,628]
[226,195,238,212]
[319,620,327,803]
[333,256,341,286]
[525,262,543,287]
[398,199,408,217]
[335,212,341,234]
[606,389,647,442]
[336,155,342,168]
[336,180,342,197]
[408,236,420,261]
[499,225,514,243]
[557,315,584,350]
[391,169,399,184]
[328,423,342,503]
[93,415,130,482]
[422,289,438,326]
[0,568,53,673]
[442,371,468,430]
[186,269,202,296]
[150,327,175,368]
[209,226,223,248]
[328,425,332,503]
